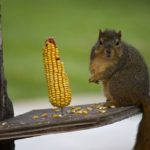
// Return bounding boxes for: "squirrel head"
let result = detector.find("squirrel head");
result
[89,29,125,83]
[92,29,123,60]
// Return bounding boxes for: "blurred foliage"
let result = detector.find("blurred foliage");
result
[1,0,150,101]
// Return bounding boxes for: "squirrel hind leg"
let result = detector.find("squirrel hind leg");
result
[102,99,119,108]
[104,97,134,108]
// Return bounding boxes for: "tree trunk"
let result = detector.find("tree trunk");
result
[0,4,15,150]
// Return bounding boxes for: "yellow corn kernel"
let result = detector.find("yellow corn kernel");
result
[43,37,72,108]
[32,115,39,119]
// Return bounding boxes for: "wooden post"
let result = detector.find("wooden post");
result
[0,4,15,150]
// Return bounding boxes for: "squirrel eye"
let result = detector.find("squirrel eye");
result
[99,39,103,45]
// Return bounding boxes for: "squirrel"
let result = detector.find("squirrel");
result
[89,29,150,150]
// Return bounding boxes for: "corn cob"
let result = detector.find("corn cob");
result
[43,37,72,111]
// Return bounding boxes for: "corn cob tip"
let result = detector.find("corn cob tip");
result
[45,37,57,47]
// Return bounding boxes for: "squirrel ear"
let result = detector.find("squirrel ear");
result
[117,30,122,39]
[99,29,103,39]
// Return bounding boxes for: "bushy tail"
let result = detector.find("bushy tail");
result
[133,99,150,150]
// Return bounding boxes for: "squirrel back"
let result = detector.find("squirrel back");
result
[89,29,150,149]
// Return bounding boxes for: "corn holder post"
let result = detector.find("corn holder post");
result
[43,37,72,115]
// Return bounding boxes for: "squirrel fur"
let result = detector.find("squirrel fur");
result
[89,29,150,150]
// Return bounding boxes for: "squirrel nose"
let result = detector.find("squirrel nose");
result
[105,49,112,58]
[106,49,111,54]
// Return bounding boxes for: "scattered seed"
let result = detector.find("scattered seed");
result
[53,108,60,112]
[52,114,62,118]
[41,113,48,117]
[32,115,39,119]
[74,107,81,111]
[1,122,7,126]
[99,110,107,113]
[20,122,26,125]
[75,110,82,114]
[71,106,81,113]
[110,105,116,108]
[82,110,88,115]
[98,106,103,110]
[86,107,93,111]
[102,106,108,109]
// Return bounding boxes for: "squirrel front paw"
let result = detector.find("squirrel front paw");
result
[89,75,100,84]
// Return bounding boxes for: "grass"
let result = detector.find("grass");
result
[1,0,150,101]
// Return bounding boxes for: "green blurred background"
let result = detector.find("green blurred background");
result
[1,0,150,101]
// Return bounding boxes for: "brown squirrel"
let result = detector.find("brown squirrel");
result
[89,29,150,150]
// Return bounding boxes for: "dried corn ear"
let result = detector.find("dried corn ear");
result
[43,37,72,108]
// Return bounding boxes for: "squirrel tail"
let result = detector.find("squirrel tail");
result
[133,97,150,150]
